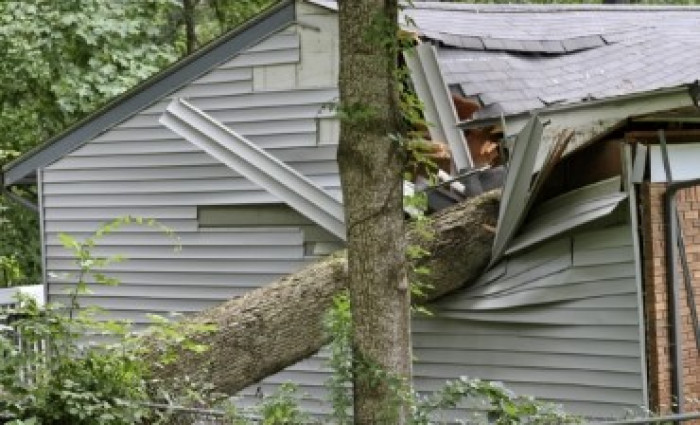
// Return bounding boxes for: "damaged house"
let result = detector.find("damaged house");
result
[2,0,700,420]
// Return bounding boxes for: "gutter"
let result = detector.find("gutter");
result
[658,130,700,417]
[458,82,700,131]
[0,171,38,212]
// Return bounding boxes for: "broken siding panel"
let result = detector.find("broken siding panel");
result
[490,116,545,263]
[506,176,627,255]
[411,222,644,416]
[159,98,346,239]
[240,220,643,420]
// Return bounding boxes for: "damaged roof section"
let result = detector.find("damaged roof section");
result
[403,4,700,120]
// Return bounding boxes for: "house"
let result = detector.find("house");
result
[2,0,700,420]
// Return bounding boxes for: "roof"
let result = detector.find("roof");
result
[407,4,700,119]
[302,1,700,119]
[6,0,700,185]
[2,0,295,186]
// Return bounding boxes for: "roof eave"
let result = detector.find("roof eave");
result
[459,82,700,134]
[2,0,296,187]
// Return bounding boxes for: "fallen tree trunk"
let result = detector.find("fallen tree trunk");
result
[152,190,500,395]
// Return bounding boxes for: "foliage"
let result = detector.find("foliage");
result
[0,218,213,425]
[459,0,693,3]
[181,0,279,52]
[0,1,179,155]
[315,292,582,424]
[0,195,40,288]
[323,294,354,424]
[0,0,276,288]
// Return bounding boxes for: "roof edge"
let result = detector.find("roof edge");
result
[460,82,700,130]
[409,2,700,13]
[3,0,296,186]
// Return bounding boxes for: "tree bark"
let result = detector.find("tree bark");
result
[183,0,197,55]
[152,191,500,399]
[336,0,411,422]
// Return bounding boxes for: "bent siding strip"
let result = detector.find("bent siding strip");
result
[238,222,645,419]
[42,30,337,328]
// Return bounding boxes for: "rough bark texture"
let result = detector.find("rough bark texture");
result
[337,1,411,422]
[183,0,197,55]
[151,191,500,398]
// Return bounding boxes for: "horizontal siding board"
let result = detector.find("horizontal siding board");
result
[199,204,314,227]
[413,348,642,373]
[245,32,299,53]
[49,284,257,300]
[574,224,632,250]
[140,87,338,114]
[47,147,338,169]
[411,320,641,341]
[573,245,635,267]
[43,190,341,207]
[187,67,252,84]
[73,133,320,154]
[531,176,622,216]
[119,104,329,129]
[95,119,317,142]
[44,206,196,220]
[462,254,571,298]
[49,271,285,286]
[171,79,252,98]
[460,263,636,297]
[219,47,299,68]
[46,228,304,246]
[42,161,339,182]
[502,237,571,279]
[412,332,640,356]
[412,364,642,390]
[47,258,310,274]
[438,307,639,326]
[284,348,642,375]
[47,244,304,260]
[440,279,637,310]
[44,220,198,232]
[506,194,627,255]
[50,295,224,312]
[43,174,341,196]
[50,190,342,208]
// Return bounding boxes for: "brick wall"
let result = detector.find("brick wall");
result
[641,182,700,414]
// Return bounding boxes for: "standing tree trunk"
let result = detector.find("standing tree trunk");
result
[337,1,411,423]
[183,0,197,54]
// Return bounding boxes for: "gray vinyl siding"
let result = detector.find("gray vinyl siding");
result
[41,25,340,323]
[236,221,645,420]
[38,2,644,420]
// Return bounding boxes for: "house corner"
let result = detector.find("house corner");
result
[640,182,700,413]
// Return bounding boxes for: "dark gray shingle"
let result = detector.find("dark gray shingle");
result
[407,4,700,118]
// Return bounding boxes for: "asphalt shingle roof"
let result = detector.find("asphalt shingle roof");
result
[401,3,700,119]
